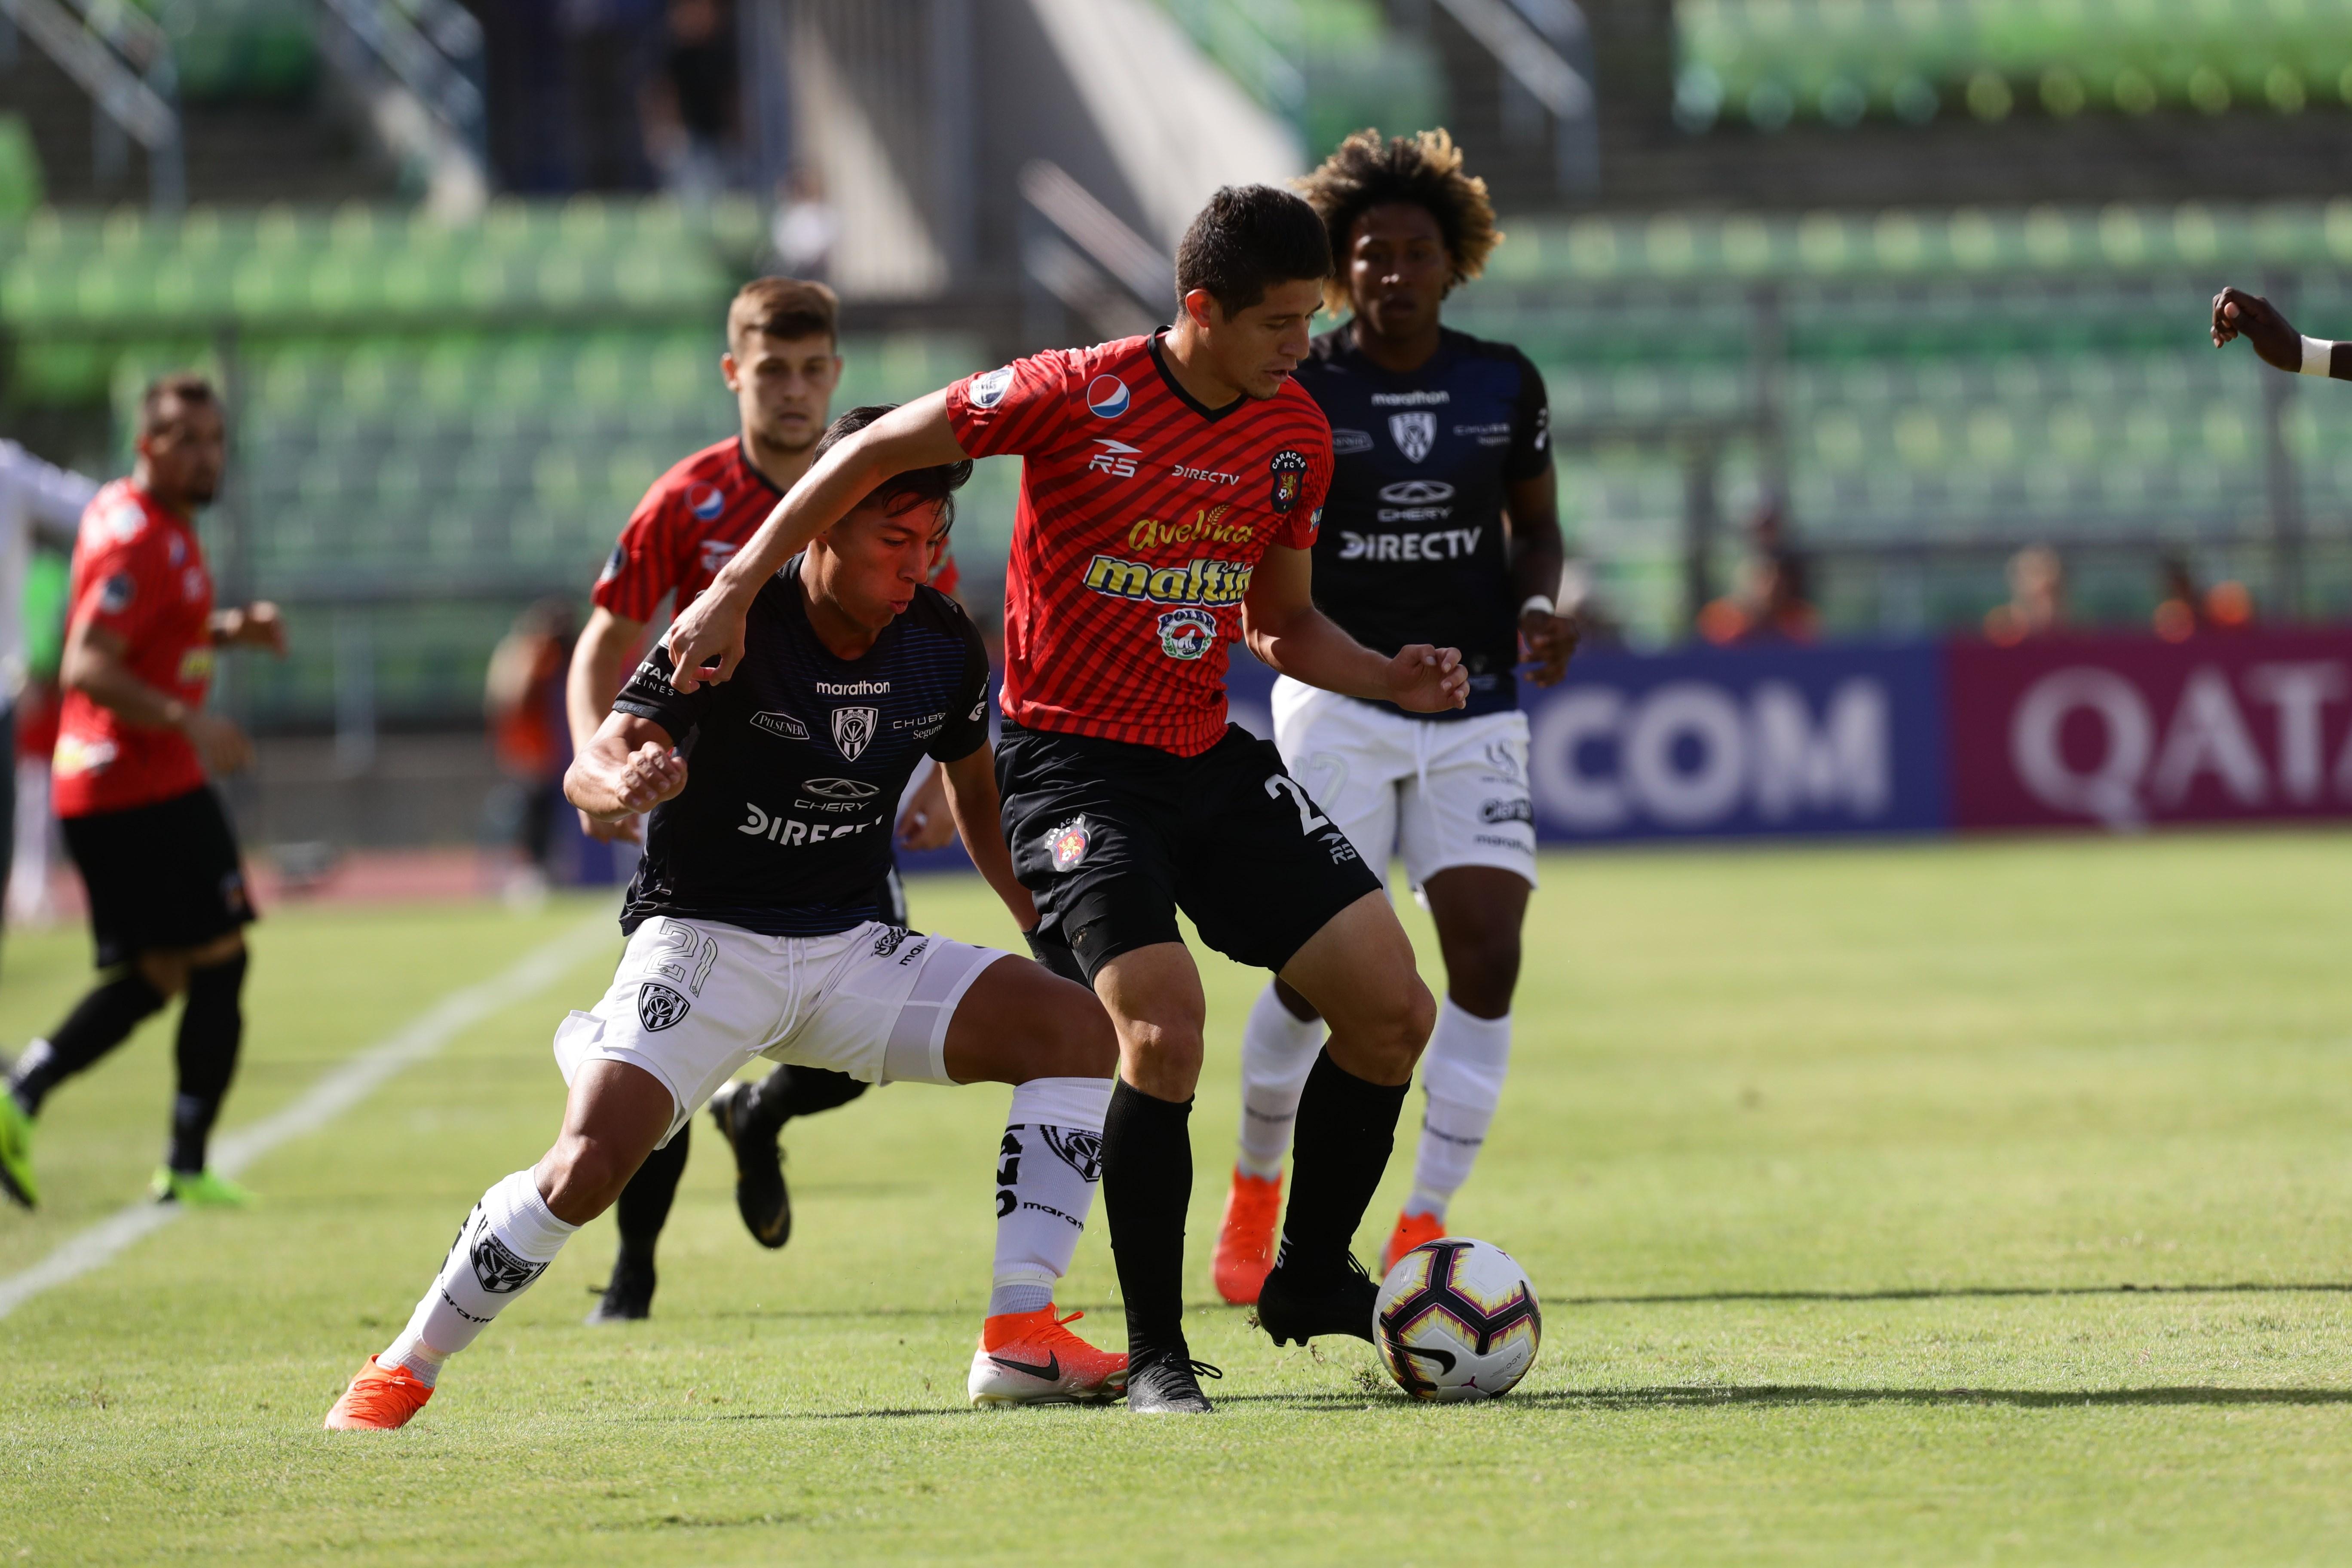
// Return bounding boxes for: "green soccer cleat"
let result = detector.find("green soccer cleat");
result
[150,1167,256,1208]
[0,1091,36,1209]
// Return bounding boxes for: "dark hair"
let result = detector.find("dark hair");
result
[140,372,217,436]
[1296,129,1500,316]
[728,275,839,349]
[814,404,972,532]
[1174,184,1332,319]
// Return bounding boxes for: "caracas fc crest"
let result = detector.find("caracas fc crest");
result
[1049,819,1090,872]
[1269,448,1308,512]
[1156,608,1216,660]
[638,982,690,1032]
[831,705,878,761]
[1389,411,1436,463]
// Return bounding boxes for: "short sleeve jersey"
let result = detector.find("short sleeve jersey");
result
[945,331,1332,756]
[612,559,991,938]
[52,479,213,817]
[1292,326,1551,720]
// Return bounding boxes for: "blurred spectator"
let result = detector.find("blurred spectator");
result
[563,0,664,191]
[1983,545,2066,645]
[771,168,838,280]
[485,599,578,893]
[642,0,737,200]
[2152,553,2254,642]
[479,0,574,193]
[0,442,94,937]
[1699,548,1819,645]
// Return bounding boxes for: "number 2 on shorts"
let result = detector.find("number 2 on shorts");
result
[1264,773,1332,836]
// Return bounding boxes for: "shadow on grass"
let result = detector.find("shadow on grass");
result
[1566,1282,2352,1307]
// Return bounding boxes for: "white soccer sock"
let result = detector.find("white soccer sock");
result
[1406,1001,1513,1222]
[988,1076,1112,1318]
[380,1169,579,1385]
[1235,982,1323,1179]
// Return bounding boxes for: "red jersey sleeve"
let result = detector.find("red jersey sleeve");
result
[944,350,1078,459]
[592,484,684,622]
[69,527,163,646]
[1274,426,1333,551]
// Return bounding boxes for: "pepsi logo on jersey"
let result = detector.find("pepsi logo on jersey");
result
[1087,375,1131,417]
[688,484,727,521]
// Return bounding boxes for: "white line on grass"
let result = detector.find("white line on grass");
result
[0,910,614,1322]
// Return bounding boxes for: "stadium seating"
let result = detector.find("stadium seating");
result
[1152,0,1443,159]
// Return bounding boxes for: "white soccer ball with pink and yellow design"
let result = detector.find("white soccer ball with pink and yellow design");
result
[1373,1237,1541,1402]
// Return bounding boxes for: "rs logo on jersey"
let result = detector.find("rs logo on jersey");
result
[1087,438,1142,478]
[831,706,878,760]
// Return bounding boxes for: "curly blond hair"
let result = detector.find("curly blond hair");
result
[1294,128,1501,315]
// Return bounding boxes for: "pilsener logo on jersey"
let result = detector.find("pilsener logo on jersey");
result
[1082,555,1254,607]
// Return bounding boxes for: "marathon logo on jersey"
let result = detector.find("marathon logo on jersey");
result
[1087,375,1131,417]
[1372,389,1450,407]
[1083,554,1254,607]
[1157,608,1216,661]
[98,573,135,614]
[1048,818,1090,872]
[970,365,1014,408]
[698,539,738,576]
[1269,448,1308,512]
[1336,527,1483,563]
[1127,508,1252,552]
[469,1232,549,1295]
[831,706,879,761]
[687,483,727,521]
[1389,411,1437,463]
[751,710,810,741]
[637,982,692,1032]
[1087,438,1142,478]
[1330,428,1374,455]
[1377,480,1455,523]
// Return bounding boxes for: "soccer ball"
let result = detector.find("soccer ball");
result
[1373,1238,1542,1402]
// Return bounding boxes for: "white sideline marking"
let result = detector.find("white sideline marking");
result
[0,912,613,1322]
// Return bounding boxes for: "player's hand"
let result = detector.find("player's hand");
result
[614,741,687,814]
[663,583,753,693]
[1519,609,1581,688]
[215,601,289,655]
[2211,286,2301,369]
[183,710,254,775]
[896,769,957,851]
[1385,643,1468,713]
[578,807,644,845]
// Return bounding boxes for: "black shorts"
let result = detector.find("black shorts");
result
[62,785,254,969]
[995,721,1381,983]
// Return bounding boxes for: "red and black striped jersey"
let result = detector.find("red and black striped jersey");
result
[946,331,1331,756]
[593,436,959,621]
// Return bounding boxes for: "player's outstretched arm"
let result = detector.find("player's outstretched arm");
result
[565,711,687,821]
[666,392,972,691]
[2211,286,2346,377]
[567,607,650,844]
[1242,544,1468,714]
[937,745,1038,931]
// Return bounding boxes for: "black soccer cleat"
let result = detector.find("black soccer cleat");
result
[709,1079,791,1250]
[586,1253,655,1323]
[1124,1348,1222,1415]
[1254,1250,1379,1348]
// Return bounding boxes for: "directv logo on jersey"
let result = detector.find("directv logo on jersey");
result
[1087,438,1142,478]
[971,366,1014,408]
[1338,527,1483,562]
[1088,375,1131,417]
[1156,608,1216,660]
[1389,412,1436,463]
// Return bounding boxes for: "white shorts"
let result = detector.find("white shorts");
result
[552,917,1010,1145]
[1271,677,1538,894]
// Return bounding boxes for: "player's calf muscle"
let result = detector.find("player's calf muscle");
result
[1283,892,1435,1084]
[534,1060,673,1224]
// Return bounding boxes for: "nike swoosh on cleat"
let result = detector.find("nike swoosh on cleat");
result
[987,1351,1062,1381]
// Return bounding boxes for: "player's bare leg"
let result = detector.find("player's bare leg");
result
[1254,891,1434,1347]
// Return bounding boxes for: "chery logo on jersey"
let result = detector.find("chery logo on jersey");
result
[1127,507,1253,551]
[970,366,1014,408]
[1087,438,1142,478]
[1157,608,1217,660]
[1083,554,1254,606]
[796,776,879,815]
[1338,527,1483,563]
[1269,448,1308,511]
[831,706,879,761]
[1087,375,1131,417]
[1377,479,1455,522]
[687,484,727,521]
[1389,412,1437,463]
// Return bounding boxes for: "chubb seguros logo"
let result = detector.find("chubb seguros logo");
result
[1530,679,1890,831]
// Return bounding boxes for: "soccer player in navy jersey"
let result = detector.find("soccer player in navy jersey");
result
[1213,130,1581,1302]
[665,186,1467,1414]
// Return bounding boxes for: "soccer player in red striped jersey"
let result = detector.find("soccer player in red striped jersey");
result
[665,186,1467,1414]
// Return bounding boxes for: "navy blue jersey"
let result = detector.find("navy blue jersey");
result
[612,556,991,937]
[1292,325,1551,719]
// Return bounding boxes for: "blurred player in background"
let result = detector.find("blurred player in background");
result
[0,375,287,1210]
[485,598,578,897]
[1212,132,1578,1303]
[665,186,1465,1414]
[564,278,959,1321]
[0,441,95,936]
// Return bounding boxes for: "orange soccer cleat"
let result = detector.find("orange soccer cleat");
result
[1379,1209,1447,1277]
[1212,1168,1282,1305]
[322,1357,434,1431]
[967,1306,1128,1406]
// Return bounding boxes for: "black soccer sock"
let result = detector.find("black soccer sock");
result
[9,971,168,1116]
[1279,1050,1409,1274]
[1100,1078,1193,1359]
[738,1063,867,1139]
[614,1121,690,1267]
[166,950,247,1173]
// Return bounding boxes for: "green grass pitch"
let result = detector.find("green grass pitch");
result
[5,832,2352,1564]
